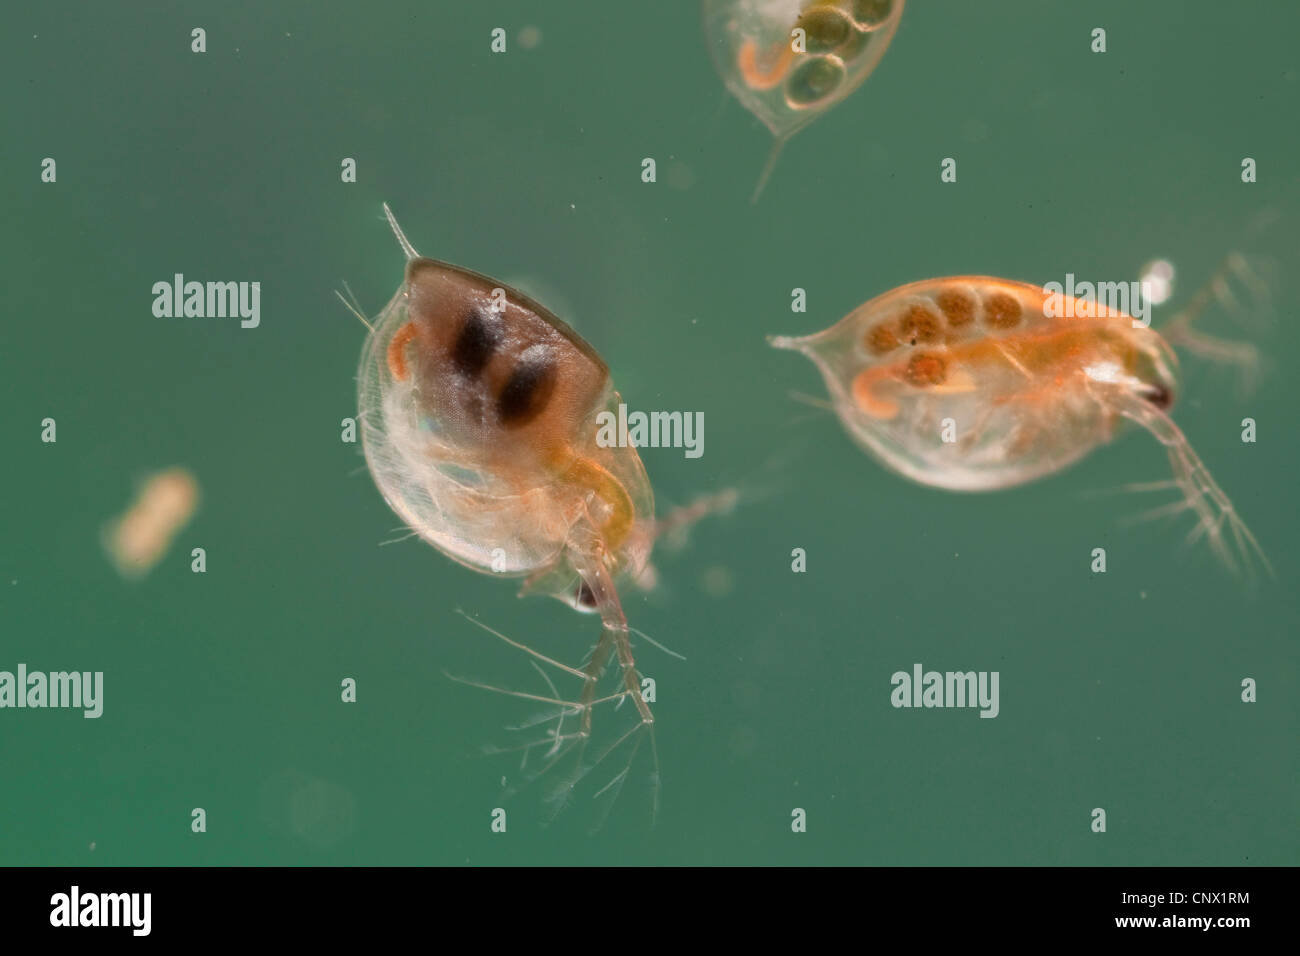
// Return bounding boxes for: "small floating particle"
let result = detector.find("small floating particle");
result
[518,25,542,49]
[103,467,200,578]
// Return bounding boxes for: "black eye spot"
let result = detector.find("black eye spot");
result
[497,348,557,426]
[1146,384,1173,410]
[451,307,502,377]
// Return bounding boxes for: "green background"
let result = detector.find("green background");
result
[3,0,1296,865]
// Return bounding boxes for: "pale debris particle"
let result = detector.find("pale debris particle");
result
[103,467,200,578]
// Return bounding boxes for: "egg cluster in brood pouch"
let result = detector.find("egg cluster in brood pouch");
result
[704,0,905,199]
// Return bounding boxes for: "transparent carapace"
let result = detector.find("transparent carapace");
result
[770,269,1270,575]
[350,205,725,819]
[704,0,904,199]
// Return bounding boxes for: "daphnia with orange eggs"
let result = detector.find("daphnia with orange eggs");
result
[704,0,904,200]
[346,205,730,816]
[770,270,1271,576]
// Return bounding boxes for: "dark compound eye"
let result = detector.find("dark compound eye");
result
[1145,383,1174,410]
[451,306,502,377]
[496,347,557,427]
